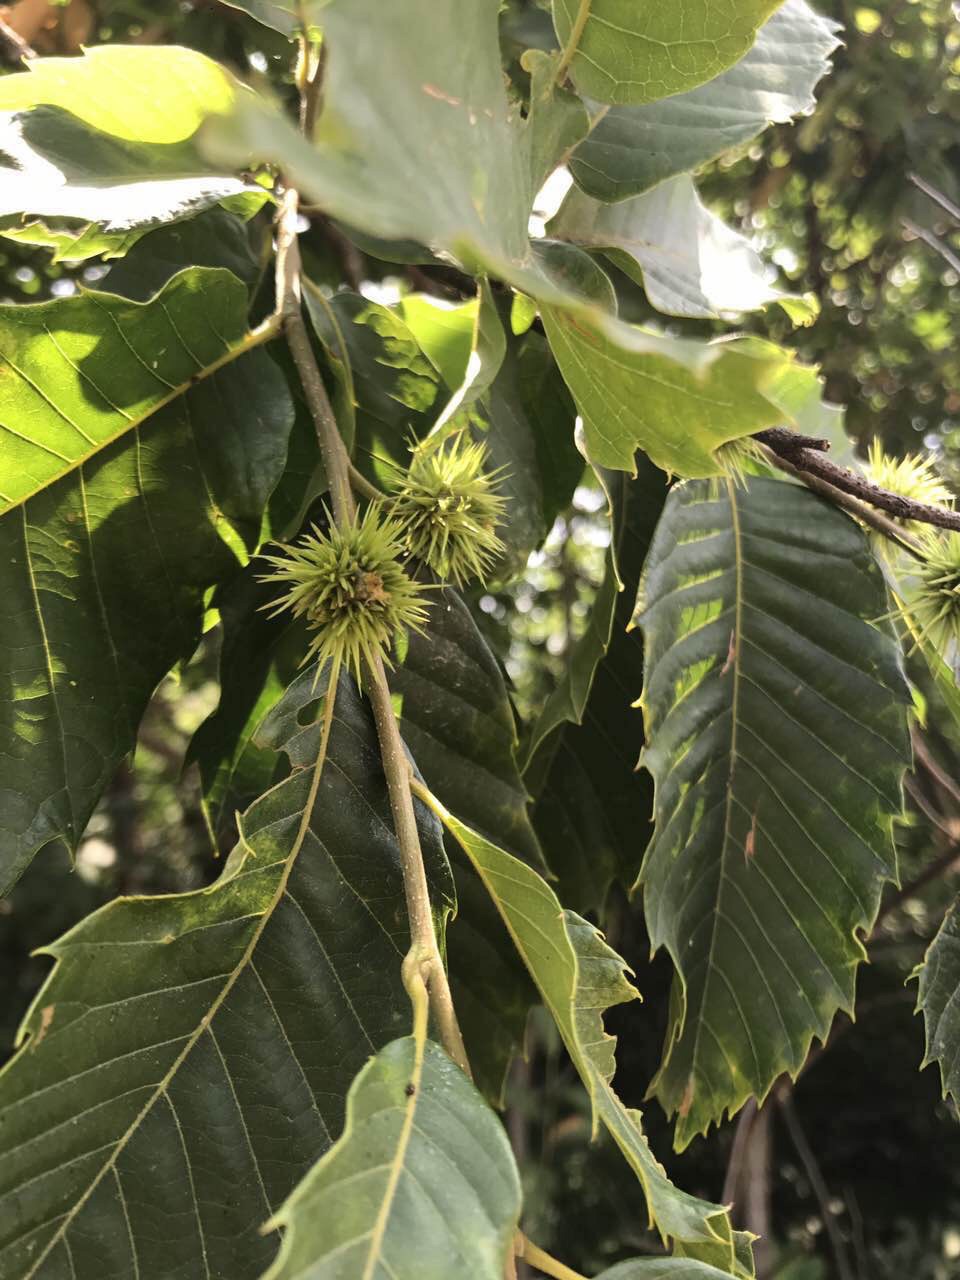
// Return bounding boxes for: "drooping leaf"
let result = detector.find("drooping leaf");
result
[540,310,790,475]
[417,789,750,1272]
[637,477,910,1148]
[569,0,840,199]
[549,175,814,322]
[313,288,555,567]
[0,46,255,259]
[0,667,454,1279]
[400,282,506,419]
[263,1032,521,1279]
[0,267,271,513]
[550,0,786,107]
[526,458,669,911]
[0,281,293,894]
[917,899,960,1106]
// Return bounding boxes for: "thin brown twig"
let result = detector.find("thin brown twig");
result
[758,445,926,557]
[721,1098,757,1207]
[871,843,960,937]
[902,217,960,277]
[756,429,960,534]
[909,173,960,226]
[912,728,960,810]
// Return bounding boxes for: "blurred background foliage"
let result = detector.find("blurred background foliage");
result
[3,1,960,1277]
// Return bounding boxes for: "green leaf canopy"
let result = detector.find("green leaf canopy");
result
[569,0,840,199]
[637,478,910,1147]
[0,668,453,1279]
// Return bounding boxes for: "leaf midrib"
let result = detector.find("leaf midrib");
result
[681,478,743,1108]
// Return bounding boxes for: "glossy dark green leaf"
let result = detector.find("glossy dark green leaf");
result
[264,1035,521,1279]
[550,0,785,106]
[637,478,910,1148]
[420,790,750,1271]
[569,0,840,199]
[0,666,453,1279]
[526,459,668,911]
[0,46,256,260]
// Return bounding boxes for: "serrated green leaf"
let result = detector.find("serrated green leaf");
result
[0,301,293,894]
[917,899,960,1105]
[0,667,454,1279]
[399,282,506,419]
[0,46,255,259]
[637,478,910,1148]
[569,0,840,199]
[551,0,786,107]
[540,310,790,476]
[263,1034,521,1279]
[416,788,749,1271]
[549,175,813,322]
[526,459,668,911]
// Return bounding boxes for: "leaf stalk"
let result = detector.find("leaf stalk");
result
[274,164,469,1078]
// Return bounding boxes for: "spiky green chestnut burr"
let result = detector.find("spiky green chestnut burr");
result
[865,440,954,516]
[389,433,506,587]
[908,530,960,653]
[260,504,430,684]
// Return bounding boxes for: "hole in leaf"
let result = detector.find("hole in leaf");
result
[297,698,321,727]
